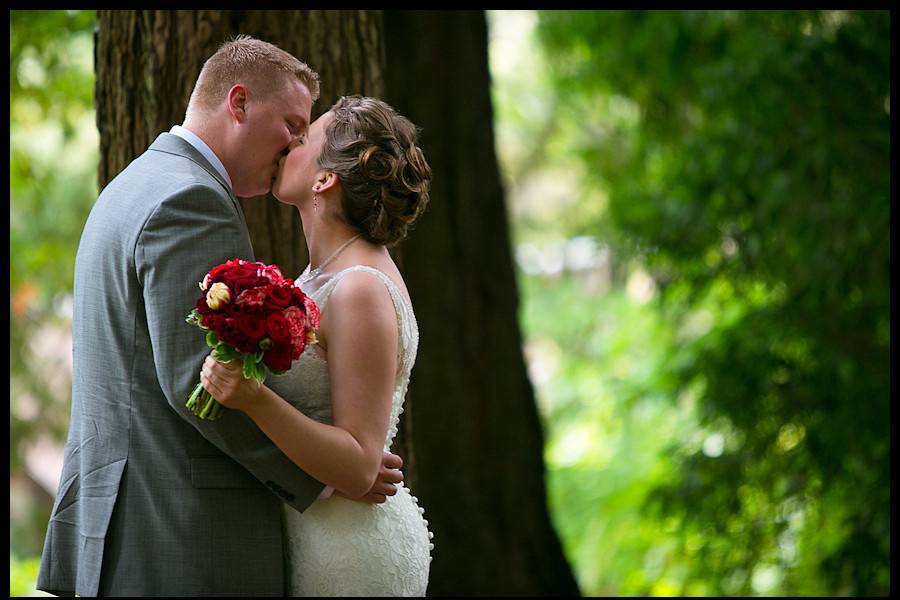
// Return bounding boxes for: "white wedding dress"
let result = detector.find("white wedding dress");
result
[276,265,433,596]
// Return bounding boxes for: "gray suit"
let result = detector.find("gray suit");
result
[36,133,324,596]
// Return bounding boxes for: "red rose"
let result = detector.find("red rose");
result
[218,318,257,353]
[233,278,265,295]
[265,285,293,309]
[236,315,267,342]
[266,312,292,344]
[207,259,246,285]
[212,319,237,350]
[291,286,307,304]
[202,313,225,333]
[263,343,293,371]
[207,259,237,280]
[222,263,262,293]
[196,296,213,316]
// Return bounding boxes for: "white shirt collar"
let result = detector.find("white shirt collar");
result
[169,125,233,191]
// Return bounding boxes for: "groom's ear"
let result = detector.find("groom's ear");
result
[226,84,248,122]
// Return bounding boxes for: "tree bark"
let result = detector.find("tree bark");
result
[96,9,578,595]
[383,10,580,596]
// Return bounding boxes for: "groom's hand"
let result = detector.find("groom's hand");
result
[357,451,404,504]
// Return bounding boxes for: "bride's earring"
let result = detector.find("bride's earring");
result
[314,193,319,214]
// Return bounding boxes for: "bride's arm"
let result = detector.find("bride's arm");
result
[201,271,397,499]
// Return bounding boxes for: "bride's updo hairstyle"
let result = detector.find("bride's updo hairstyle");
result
[319,96,431,247]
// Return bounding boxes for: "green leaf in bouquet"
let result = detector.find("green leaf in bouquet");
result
[212,343,240,364]
[254,369,267,385]
[242,356,254,380]
[205,329,219,348]
[185,308,206,329]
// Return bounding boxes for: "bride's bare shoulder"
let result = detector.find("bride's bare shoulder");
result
[328,268,396,316]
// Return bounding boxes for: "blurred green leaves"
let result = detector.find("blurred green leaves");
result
[10,10,98,560]
[9,555,47,597]
[531,9,889,595]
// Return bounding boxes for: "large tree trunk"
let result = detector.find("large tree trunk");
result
[96,9,577,595]
[383,10,580,596]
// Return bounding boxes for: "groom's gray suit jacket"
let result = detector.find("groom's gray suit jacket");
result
[36,133,324,596]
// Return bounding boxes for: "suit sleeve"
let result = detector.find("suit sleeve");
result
[136,183,325,512]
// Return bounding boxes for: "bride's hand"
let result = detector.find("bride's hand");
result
[337,451,404,504]
[200,354,261,413]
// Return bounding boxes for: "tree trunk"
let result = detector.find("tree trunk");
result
[383,10,580,596]
[96,9,577,595]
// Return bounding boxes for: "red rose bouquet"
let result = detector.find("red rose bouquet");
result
[184,258,320,420]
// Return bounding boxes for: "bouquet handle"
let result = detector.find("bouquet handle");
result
[186,381,225,421]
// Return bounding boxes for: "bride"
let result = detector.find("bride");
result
[200,95,433,596]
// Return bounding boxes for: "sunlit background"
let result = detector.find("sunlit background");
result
[10,10,890,596]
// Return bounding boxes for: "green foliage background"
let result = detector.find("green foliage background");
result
[10,10,890,596]
[10,12,98,595]
[510,9,888,595]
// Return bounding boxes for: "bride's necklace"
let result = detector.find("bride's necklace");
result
[298,233,361,286]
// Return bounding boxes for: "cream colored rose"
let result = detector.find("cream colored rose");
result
[206,282,231,310]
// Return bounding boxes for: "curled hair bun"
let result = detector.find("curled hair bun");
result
[320,96,432,247]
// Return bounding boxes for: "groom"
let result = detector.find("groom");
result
[37,36,404,597]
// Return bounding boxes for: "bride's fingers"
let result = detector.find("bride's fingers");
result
[382,451,403,470]
[200,371,214,395]
[208,354,242,374]
[201,365,217,389]
[200,367,214,388]
[370,480,398,496]
[201,367,227,398]
[378,466,403,485]
[221,359,242,373]
[206,360,236,387]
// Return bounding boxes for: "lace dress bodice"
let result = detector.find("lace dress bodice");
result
[272,265,432,597]
[271,265,418,448]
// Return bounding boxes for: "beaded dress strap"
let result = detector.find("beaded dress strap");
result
[311,265,411,315]
[302,265,417,376]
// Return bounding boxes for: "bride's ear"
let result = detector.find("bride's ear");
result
[315,171,339,194]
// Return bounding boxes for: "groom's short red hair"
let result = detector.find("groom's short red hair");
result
[187,35,320,118]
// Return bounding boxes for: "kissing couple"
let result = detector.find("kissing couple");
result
[37,35,433,597]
